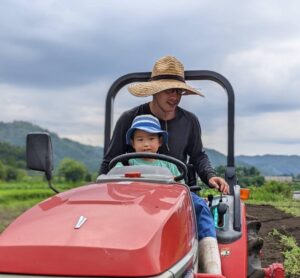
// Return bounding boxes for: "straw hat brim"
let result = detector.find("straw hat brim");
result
[128,79,204,97]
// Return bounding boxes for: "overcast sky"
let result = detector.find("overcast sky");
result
[1,0,300,156]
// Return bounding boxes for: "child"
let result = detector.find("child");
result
[117,114,222,274]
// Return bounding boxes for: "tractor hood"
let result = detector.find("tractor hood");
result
[0,182,195,277]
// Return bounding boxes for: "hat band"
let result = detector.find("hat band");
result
[150,74,185,83]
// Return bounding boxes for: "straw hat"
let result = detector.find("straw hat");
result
[128,56,204,97]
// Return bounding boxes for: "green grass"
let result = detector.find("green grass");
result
[1,179,299,226]
[246,199,300,216]
[271,229,300,277]
[291,182,300,191]
[199,188,218,197]
[199,182,300,216]
[0,189,53,202]
[0,179,87,232]
[0,201,42,232]
[245,182,300,216]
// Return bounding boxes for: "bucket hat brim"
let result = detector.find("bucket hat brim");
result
[126,114,169,145]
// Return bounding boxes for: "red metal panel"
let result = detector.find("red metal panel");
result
[218,204,247,278]
[0,182,196,276]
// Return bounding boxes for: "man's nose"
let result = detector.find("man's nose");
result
[169,93,179,98]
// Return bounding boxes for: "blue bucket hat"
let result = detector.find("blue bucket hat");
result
[126,114,168,145]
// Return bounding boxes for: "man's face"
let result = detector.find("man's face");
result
[153,89,183,113]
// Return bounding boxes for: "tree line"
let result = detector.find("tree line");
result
[215,165,265,187]
[0,142,92,182]
[0,141,268,184]
[0,142,27,181]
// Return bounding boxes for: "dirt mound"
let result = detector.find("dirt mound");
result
[246,204,300,267]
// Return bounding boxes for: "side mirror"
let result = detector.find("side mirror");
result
[26,132,53,179]
[26,133,58,193]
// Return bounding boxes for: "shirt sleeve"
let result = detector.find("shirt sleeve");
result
[187,114,216,185]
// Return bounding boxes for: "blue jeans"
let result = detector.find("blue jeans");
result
[191,192,216,240]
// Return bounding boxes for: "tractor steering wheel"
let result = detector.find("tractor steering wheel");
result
[108,152,187,182]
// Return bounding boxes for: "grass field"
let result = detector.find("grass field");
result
[200,181,300,217]
[246,182,300,216]
[0,179,83,232]
[1,179,299,276]
[1,179,299,221]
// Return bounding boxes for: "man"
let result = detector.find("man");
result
[100,55,229,274]
[100,55,229,194]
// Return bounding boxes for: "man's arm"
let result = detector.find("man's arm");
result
[187,114,229,193]
[186,114,216,185]
[190,150,216,185]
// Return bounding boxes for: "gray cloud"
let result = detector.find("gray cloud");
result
[1,0,300,155]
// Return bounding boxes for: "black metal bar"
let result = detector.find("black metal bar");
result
[103,70,239,228]
[104,72,151,152]
[184,70,235,168]
[233,185,241,231]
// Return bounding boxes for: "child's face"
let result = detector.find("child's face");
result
[131,130,162,153]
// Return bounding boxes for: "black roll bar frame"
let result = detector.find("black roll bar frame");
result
[103,70,240,231]
[104,71,234,166]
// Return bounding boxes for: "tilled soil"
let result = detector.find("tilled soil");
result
[246,204,300,268]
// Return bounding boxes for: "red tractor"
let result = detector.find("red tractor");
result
[0,70,284,277]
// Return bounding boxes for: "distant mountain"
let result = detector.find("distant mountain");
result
[205,150,300,176]
[236,155,300,176]
[0,121,102,173]
[205,148,226,166]
[1,121,300,176]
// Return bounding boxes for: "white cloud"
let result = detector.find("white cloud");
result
[1,0,300,155]
[224,39,300,89]
[0,81,108,145]
[236,110,300,155]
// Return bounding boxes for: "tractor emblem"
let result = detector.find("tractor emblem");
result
[74,216,87,229]
[220,248,230,256]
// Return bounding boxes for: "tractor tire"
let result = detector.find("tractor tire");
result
[247,219,265,278]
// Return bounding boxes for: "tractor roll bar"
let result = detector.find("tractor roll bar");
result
[103,70,240,231]
[103,70,237,187]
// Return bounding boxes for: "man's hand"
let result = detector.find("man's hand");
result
[208,177,230,194]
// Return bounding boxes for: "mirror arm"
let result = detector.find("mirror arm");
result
[45,156,59,193]
[46,177,59,193]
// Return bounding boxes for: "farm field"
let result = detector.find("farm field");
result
[1,204,299,265]
[0,182,299,277]
[246,204,300,269]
